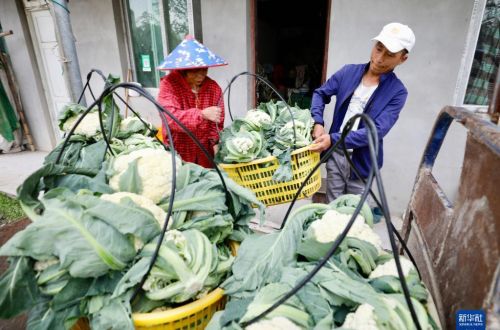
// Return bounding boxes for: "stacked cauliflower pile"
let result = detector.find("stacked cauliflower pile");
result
[0,101,263,330]
[207,195,439,330]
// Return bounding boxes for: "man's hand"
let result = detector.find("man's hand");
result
[213,144,219,154]
[312,123,325,139]
[201,106,222,123]
[310,133,331,152]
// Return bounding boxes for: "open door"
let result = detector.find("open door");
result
[23,0,73,140]
[254,0,330,108]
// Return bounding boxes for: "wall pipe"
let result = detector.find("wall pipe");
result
[50,0,86,106]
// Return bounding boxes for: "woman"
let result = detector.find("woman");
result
[157,35,227,168]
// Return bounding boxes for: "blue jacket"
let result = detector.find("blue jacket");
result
[311,63,408,179]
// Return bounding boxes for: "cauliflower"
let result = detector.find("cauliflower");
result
[34,257,59,272]
[369,256,415,279]
[62,111,102,137]
[108,148,181,203]
[309,210,383,252]
[100,192,167,226]
[246,317,302,330]
[342,303,378,330]
[232,137,254,155]
[165,229,187,248]
[120,116,143,130]
[245,109,272,128]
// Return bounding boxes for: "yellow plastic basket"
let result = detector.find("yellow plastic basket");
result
[73,289,226,330]
[219,145,321,206]
[73,242,239,330]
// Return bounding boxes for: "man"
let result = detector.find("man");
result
[309,23,415,202]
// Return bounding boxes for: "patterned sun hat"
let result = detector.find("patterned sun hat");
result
[157,35,228,70]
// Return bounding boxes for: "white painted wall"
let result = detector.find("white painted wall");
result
[201,0,251,125]
[324,0,473,213]
[67,0,252,129]
[0,1,56,151]
[70,0,127,109]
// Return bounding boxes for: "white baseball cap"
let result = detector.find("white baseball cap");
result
[372,22,415,53]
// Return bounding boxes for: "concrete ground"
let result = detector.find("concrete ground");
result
[0,151,48,196]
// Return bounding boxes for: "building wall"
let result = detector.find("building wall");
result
[70,0,127,108]
[324,0,473,213]
[0,1,56,151]
[201,0,251,125]
[68,0,252,129]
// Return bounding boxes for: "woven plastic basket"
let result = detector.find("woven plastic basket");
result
[73,242,239,330]
[219,145,321,206]
[72,289,226,330]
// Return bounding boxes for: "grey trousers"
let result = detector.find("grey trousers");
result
[325,151,368,203]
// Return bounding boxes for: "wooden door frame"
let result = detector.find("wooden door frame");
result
[250,0,332,105]
[322,0,332,83]
[250,0,257,107]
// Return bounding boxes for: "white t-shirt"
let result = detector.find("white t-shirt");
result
[339,82,378,133]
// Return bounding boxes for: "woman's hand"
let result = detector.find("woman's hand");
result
[201,106,222,123]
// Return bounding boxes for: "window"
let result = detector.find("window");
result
[125,0,197,88]
[464,0,499,106]
[455,0,499,109]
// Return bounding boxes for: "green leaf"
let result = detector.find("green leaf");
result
[82,195,161,243]
[0,257,41,318]
[0,196,136,277]
[118,158,142,194]
[76,140,107,171]
[280,266,332,324]
[44,141,83,167]
[272,147,293,182]
[369,270,428,303]
[16,163,98,220]
[169,180,228,213]
[27,298,82,330]
[89,292,134,330]
[239,283,312,328]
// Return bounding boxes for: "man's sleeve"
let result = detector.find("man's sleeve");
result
[310,66,345,126]
[157,78,203,134]
[330,88,408,149]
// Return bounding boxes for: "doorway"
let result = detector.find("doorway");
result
[255,0,330,108]
[23,0,72,141]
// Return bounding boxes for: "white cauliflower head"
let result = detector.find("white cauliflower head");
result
[245,109,272,127]
[369,256,415,279]
[62,112,102,137]
[342,303,378,330]
[309,210,383,252]
[232,137,254,155]
[100,192,167,226]
[34,257,60,272]
[246,317,302,330]
[165,229,187,248]
[108,148,181,204]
